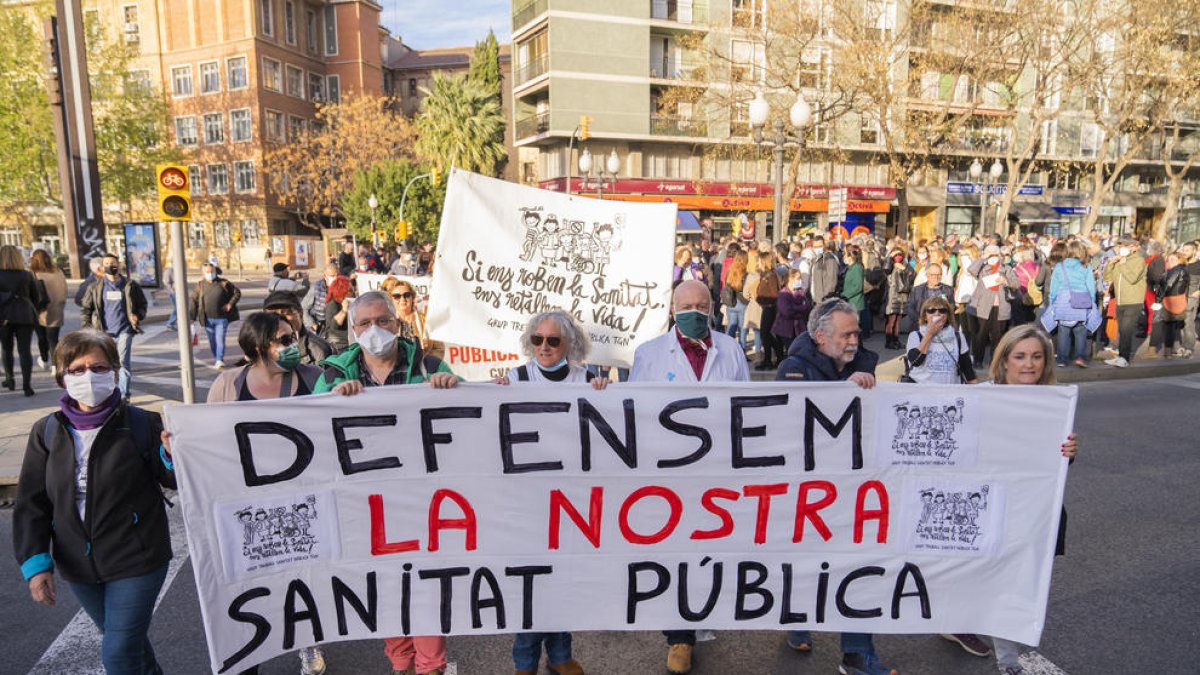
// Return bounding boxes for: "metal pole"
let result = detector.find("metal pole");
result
[566,126,580,195]
[170,221,196,404]
[370,205,377,247]
[772,121,786,245]
[398,173,432,230]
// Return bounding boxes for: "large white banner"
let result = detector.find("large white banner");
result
[426,170,678,367]
[166,382,1075,674]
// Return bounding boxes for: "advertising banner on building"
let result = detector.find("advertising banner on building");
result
[166,381,1076,674]
[427,170,677,368]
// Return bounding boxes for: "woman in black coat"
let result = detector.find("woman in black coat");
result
[0,245,46,395]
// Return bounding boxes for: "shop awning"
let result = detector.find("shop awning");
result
[1010,203,1066,224]
[676,210,702,231]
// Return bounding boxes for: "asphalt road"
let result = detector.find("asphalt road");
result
[2,372,1198,675]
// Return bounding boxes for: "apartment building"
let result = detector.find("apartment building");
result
[510,0,1200,242]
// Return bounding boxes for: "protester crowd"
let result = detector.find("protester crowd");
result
[13,221,1198,675]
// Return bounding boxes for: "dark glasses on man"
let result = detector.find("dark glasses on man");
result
[392,292,416,300]
[531,335,561,347]
[65,363,113,376]
[925,307,949,315]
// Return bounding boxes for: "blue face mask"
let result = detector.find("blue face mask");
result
[674,310,710,339]
[539,357,569,372]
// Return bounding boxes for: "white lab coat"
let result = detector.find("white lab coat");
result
[629,330,750,383]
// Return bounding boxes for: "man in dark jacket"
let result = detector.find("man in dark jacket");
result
[263,291,333,365]
[776,297,899,675]
[73,257,105,307]
[80,254,147,397]
[189,263,241,369]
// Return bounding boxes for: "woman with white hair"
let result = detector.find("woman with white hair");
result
[494,309,604,675]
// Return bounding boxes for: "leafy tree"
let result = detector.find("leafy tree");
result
[415,73,505,177]
[468,30,502,99]
[342,160,447,244]
[266,94,416,229]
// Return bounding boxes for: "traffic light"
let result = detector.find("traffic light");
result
[396,220,409,241]
[579,115,592,140]
[430,167,441,185]
[156,164,192,221]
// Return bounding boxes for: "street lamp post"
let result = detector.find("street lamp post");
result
[368,193,378,247]
[969,158,1004,235]
[578,148,621,199]
[750,91,812,244]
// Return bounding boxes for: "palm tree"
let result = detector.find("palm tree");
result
[415,73,506,177]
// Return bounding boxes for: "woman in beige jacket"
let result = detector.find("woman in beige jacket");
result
[30,250,67,373]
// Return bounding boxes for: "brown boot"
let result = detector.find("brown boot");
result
[548,659,584,675]
[666,644,693,674]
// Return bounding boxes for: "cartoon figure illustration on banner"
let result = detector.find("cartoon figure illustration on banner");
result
[519,207,625,275]
[539,214,562,267]
[890,397,966,461]
[236,494,319,561]
[519,208,542,261]
[913,485,992,549]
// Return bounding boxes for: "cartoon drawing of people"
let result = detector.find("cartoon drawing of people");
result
[237,510,255,546]
[595,223,614,268]
[519,210,541,261]
[539,215,562,267]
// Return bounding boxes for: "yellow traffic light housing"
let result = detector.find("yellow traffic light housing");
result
[396,220,409,240]
[156,164,192,221]
[579,115,592,140]
[430,167,441,185]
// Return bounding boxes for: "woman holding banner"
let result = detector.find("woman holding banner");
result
[382,278,444,360]
[202,312,327,675]
[13,329,174,675]
[493,309,604,675]
[985,324,1078,675]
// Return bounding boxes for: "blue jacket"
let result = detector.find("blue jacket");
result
[776,332,879,382]
[1041,258,1101,332]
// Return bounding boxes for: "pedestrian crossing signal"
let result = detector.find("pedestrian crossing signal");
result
[156,164,191,221]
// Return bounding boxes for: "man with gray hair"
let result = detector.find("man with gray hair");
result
[73,256,105,307]
[311,289,458,394]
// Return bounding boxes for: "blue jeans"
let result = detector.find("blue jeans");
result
[725,301,747,350]
[166,292,177,329]
[513,631,572,670]
[205,317,229,362]
[1055,321,1087,363]
[859,306,872,339]
[786,631,874,655]
[111,330,134,397]
[68,564,168,675]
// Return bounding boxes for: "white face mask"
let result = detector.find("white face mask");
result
[356,324,397,358]
[64,370,117,406]
[1118,247,1130,257]
[988,256,1000,265]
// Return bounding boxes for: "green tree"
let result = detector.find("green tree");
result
[468,30,502,98]
[415,72,505,177]
[342,160,447,244]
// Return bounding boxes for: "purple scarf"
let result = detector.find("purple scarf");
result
[59,389,122,430]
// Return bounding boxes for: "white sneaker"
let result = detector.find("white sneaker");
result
[1105,356,1129,368]
[299,646,326,675]
[37,356,47,370]
[214,360,226,369]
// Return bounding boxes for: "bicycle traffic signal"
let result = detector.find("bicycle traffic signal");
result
[156,164,191,221]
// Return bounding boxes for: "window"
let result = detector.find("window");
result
[227,56,249,90]
[174,116,198,146]
[126,70,152,95]
[260,0,274,37]
[207,163,229,194]
[408,78,418,97]
[326,75,340,103]
[798,47,831,90]
[866,0,896,41]
[188,165,204,196]
[199,61,220,94]
[171,65,193,97]
[262,58,282,91]
[265,109,285,142]
[1080,122,1100,158]
[84,9,100,42]
[730,101,750,136]
[231,109,253,142]
[324,5,338,55]
[214,221,233,248]
[289,115,306,139]
[234,161,257,193]
[285,65,304,98]
[731,40,765,83]
[306,9,318,54]
[284,1,296,44]
[308,73,324,102]
[732,0,766,30]
[202,112,224,144]
[241,220,261,246]
[860,116,880,144]
[1040,119,1059,155]
[123,4,140,45]
[186,223,206,248]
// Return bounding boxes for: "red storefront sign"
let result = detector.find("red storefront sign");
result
[538,178,896,201]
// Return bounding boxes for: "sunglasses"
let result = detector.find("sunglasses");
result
[274,333,298,347]
[65,363,114,376]
[391,292,416,300]
[530,335,562,347]
[925,308,950,315]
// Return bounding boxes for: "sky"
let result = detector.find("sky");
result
[380,0,513,50]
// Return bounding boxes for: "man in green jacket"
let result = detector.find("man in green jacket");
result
[313,290,458,394]
[1102,239,1146,368]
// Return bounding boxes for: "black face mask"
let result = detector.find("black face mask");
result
[105,265,119,275]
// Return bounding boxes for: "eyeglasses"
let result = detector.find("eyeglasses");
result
[274,333,298,347]
[391,292,416,300]
[64,363,113,376]
[353,317,398,329]
[530,335,562,347]
[925,308,950,315]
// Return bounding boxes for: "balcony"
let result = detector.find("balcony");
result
[650,114,707,137]
[649,57,698,80]
[513,0,548,31]
[651,1,708,25]
[515,111,550,140]
[515,54,549,87]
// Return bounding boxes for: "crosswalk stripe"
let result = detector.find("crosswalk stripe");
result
[28,501,190,675]
[1020,650,1069,674]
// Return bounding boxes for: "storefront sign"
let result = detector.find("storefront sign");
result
[539,179,895,201]
[1098,206,1133,217]
[946,183,1044,196]
[1053,206,1091,216]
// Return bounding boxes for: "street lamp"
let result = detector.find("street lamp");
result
[750,90,812,244]
[368,193,378,245]
[969,158,1004,235]
[579,148,620,199]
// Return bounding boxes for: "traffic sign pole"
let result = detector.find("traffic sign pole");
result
[170,221,196,404]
